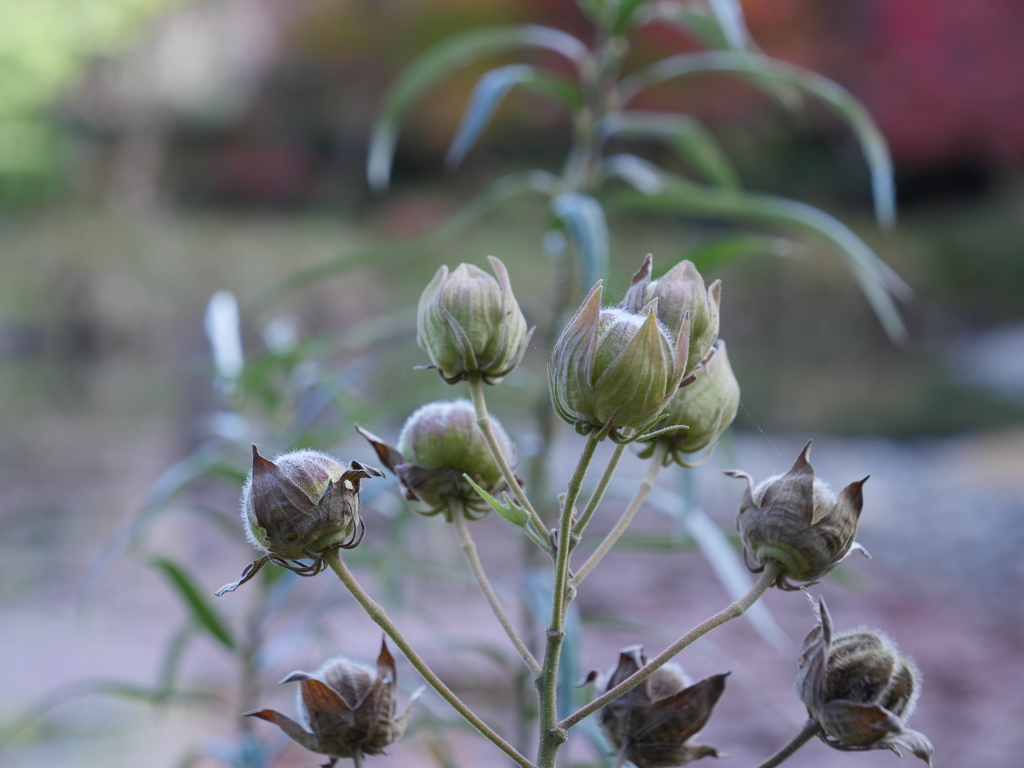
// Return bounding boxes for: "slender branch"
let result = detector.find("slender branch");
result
[452,500,542,676]
[351,749,365,768]
[572,442,627,536]
[573,442,668,586]
[754,720,821,768]
[323,549,536,768]
[559,562,781,730]
[610,752,628,768]
[468,374,549,540]
[537,432,601,768]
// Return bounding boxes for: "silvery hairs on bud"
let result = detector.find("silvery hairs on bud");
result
[797,593,934,764]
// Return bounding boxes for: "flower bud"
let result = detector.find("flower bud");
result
[797,595,933,764]
[217,446,383,595]
[417,255,533,384]
[549,280,690,442]
[641,340,740,465]
[357,399,517,520]
[621,254,721,376]
[584,645,727,767]
[724,440,869,590]
[247,638,422,763]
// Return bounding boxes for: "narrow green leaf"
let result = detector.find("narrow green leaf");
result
[684,233,804,271]
[620,51,896,229]
[600,111,740,189]
[707,0,749,49]
[551,193,610,291]
[368,25,588,189]
[606,172,908,340]
[447,64,583,168]
[256,170,557,309]
[462,473,529,527]
[612,0,651,35]
[151,556,236,651]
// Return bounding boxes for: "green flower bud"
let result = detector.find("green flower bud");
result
[797,595,933,765]
[621,254,721,376]
[416,255,533,384]
[549,280,691,442]
[642,340,740,465]
[357,399,516,520]
[246,638,421,762]
[218,446,383,595]
[724,441,869,591]
[584,646,727,768]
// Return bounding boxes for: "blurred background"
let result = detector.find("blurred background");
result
[1,1,1022,767]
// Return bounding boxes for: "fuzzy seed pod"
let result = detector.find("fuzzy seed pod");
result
[549,279,691,442]
[417,255,533,384]
[584,646,728,768]
[620,254,721,377]
[216,446,383,595]
[357,399,517,520]
[247,638,422,765]
[797,595,934,764]
[724,440,869,590]
[639,340,740,466]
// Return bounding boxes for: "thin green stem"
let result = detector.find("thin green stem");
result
[558,562,781,731]
[323,549,536,768]
[573,442,667,586]
[468,374,549,542]
[572,442,627,536]
[452,501,542,676]
[754,720,821,768]
[537,432,601,768]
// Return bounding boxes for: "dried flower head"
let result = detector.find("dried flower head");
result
[549,279,691,442]
[246,638,422,766]
[638,340,740,467]
[724,440,869,590]
[797,595,934,764]
[584,645,728,768]
[417,255,533,384]
[356,400,516,520]
[216,446,383,595]
[620,254,721,377]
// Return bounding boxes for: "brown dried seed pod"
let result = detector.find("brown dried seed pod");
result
[724,440,869,590]
[797,594,934,764]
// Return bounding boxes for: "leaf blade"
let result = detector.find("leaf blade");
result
[151,556,236,651]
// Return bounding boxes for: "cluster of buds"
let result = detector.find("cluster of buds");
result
[725,440,869,590]
[358,399,517,520]
[217,446,382,595]
[417,255,533,384]
[549,254,739,451]
[585,646,728,767]
[797,595,933,764]
[247,638,421,766]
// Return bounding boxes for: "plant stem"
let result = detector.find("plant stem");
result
[558,562,781,730]
[468,374,549,541]
[573,442,667,586]
[754,720,821,768]
[572,442,626,536]
[537,432,601,768]
[351,749,365,768]
[323,549,536,768]
[452,500,542,676]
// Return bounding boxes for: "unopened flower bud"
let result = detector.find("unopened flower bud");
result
[584,645,728,767]
[417,255,533,384]
[357,399,516,520]
[621,254,721,376]
[641,340,740,465]
[797,595,933,764]
[247,638,422,763]
[550,280,690,442]
[724,441,869,590]
[217,446,383,595]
